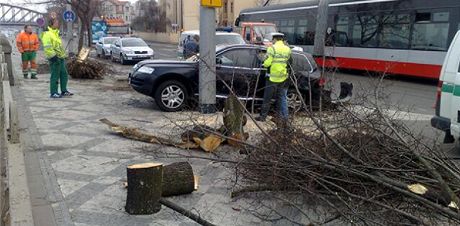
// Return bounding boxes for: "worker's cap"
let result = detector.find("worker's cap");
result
[271,32,285,40]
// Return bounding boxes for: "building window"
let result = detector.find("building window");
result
[230,2,234,13]
[411,11,450,51]
[224,2,227,13]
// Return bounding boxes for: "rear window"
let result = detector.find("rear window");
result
[104,37,118,44]
[216,35,245,45]
[291,53,314,72]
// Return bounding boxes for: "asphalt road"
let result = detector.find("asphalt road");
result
[101,41,443,143]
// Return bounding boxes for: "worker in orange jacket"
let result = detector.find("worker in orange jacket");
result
[16,25,40,79]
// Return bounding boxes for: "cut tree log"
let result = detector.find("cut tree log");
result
[125,163,163,215]
[162,162,195,197]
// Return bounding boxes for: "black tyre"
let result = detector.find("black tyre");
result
[154,80,188,112]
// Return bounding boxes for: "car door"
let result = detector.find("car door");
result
[216,47,261,99]
[113,40,121,58]
[445,32,460,136]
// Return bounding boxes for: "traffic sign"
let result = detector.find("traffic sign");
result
[36,17,45,27]
[201,0,222,7]
[63,10,76,22]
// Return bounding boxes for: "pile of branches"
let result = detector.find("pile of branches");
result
[67,58,106,79]
[237,98,460,225]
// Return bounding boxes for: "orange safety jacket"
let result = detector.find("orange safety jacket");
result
[16,31,40,53]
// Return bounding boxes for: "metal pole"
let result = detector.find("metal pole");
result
[313,0,329,57]
[199,6,216,114]
[66,4,74,54]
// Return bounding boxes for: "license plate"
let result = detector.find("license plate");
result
[127,57,132,60]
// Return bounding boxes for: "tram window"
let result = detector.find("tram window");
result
[412,23,449,51]
[335,16,350,47]
[298,19,308,26]
[415,13,431,22]
[411,12,450,51]
[378,14,410,49]
[433,12,449,22]
[352,15,379,48]
[280,27,295,44]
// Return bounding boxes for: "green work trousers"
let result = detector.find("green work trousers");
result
[49,58,68,95]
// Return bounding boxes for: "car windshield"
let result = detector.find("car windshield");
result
[104,37,119,44]
[254,25,277,39]
[215,35,245,45]
[122,39,147,47]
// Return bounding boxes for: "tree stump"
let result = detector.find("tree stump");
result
[125,163,163,215]
[162,162,195,197]
[223,94,247,147]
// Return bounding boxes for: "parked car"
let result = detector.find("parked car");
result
[177,30,245,58]
[96,36,120,58]
[129,44,352,112]
[432,30,460,145]
[110,37,154,65]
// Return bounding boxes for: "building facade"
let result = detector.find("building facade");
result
[158,0,261,31]
[100,0,134,24]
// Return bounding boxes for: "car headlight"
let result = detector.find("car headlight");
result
[137,66,154,74]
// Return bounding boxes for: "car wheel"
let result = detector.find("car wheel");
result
[120,54,126,65]
[287,91,304,113]
[154,80,188,112]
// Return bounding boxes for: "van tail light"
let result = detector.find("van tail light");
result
[433,80,442,109]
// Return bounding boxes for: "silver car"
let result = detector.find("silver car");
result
[96,37,120,58]
[110,38,154,65]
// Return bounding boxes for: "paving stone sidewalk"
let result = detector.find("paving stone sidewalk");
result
[15,66,276,226]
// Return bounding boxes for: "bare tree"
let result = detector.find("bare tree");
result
[131,0,169,33]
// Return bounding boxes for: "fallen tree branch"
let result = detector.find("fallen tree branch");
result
[160,198,216,226]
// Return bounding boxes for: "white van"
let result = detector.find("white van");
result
[177,30,245,58]
[432,30,460,144]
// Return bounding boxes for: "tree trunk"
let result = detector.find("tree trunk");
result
[162,162,195,197]
[125,163,163,215]
[223,94,246,147]
[78,21,85,52]
[86,18,92,47]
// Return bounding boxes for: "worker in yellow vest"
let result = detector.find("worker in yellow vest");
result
[41,18,73,98]
[256,33,292,122]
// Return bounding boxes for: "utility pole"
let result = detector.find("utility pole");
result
[66,3,74,54]
[313,0,329,58]
[199,1,218,114]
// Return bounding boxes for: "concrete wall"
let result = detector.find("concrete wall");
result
[136,32,180,44]
[183,0,200,30]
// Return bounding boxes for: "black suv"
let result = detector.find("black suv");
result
[129,44,323,112]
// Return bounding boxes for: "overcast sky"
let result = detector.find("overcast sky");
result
[0,0,139,13]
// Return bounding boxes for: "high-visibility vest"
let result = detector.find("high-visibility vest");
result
[263,40,292,83]
[40,27,67,59]
[16,31,39,53]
